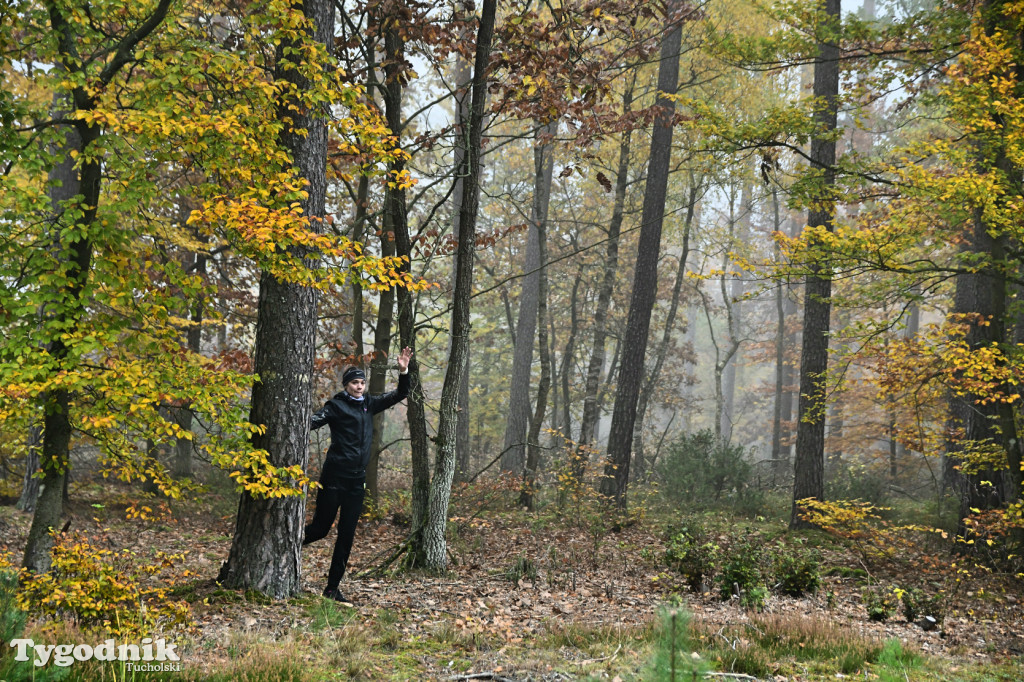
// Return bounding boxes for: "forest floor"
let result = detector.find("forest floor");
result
[2,477,1024,681]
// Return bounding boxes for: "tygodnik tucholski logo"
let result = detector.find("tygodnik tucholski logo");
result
[9,637,182,671]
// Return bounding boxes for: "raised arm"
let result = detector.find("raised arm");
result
[369,348,413,415]
[396,346,412,374]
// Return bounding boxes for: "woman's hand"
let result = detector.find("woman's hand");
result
[397,346,413,372]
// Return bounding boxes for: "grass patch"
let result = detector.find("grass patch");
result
[684,612,888,677]
[540,620,650,655]
[305,598,357,631]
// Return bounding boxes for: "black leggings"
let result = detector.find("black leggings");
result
[303,476,366,591]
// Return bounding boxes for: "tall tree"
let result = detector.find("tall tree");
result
[501,121,557,473]
[578,81,635,452]
[413,0,498,570]
[19,0,174,573]
[790,0,841,530]
[943,0,1024,526]
[602,0,685,506]
[219,0,335,597]
[633,185,698,480]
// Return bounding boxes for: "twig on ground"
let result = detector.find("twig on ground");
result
[355,536,412,578]
[704,673,760,681]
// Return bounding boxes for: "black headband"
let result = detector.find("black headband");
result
[342,367,366,385]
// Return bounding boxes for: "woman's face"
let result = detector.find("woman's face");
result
[345,378,366,398]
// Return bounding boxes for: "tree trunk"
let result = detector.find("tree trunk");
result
[562,275,581,459]
[721,180,752,443]
[366,271,394,503]
[416,0,497,571]
[770,187,788,485]
[173,250,206,479]
[368,182,395,503]
[946,216,1020,523]
[219,0,332,597]
[17,426,42,513]
[520,216,552,510]
[578,81,634,450]
[827,309,850,471]
[501,121,557,473]
[942,0,1024,530]
[790,0,841,530]
[601,0,683,507]
[351,174,369,363]
[449,10,474,484]
[23,68,98,573]
[632,187,697,482]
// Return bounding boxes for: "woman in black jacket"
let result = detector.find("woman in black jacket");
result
[304,346,412,602]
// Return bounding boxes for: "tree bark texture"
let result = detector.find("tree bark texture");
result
[501,121,557,473]
[791,0,840,530]
[17,426,42,513]
[219,0,333,597]
[942,0,1024,530]
[24,92,95,574]
[601,0,683,506]
[449,19,474,482]
[418,0,498,571]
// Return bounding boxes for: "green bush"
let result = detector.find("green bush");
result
[664,523,720,592]
[825,464,890,507]
[717,542,768,610]
[896,586,945,624]
[773,548,822,597]
[657,430,752,506]
[862,586,898,622]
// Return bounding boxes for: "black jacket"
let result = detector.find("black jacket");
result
[311,372,409,480]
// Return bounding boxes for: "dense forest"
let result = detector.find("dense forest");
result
[1,0,1023,679]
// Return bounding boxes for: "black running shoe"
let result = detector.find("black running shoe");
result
[322,588,354,605]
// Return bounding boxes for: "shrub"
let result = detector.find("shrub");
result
[825,464,890,507]
[664,523,720,592]
[657,430,752,506]
[773,548,822,597]
[717,541,768,610]
[895,586,945,624]
[17,532,192,637]
[861,585,898,622]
